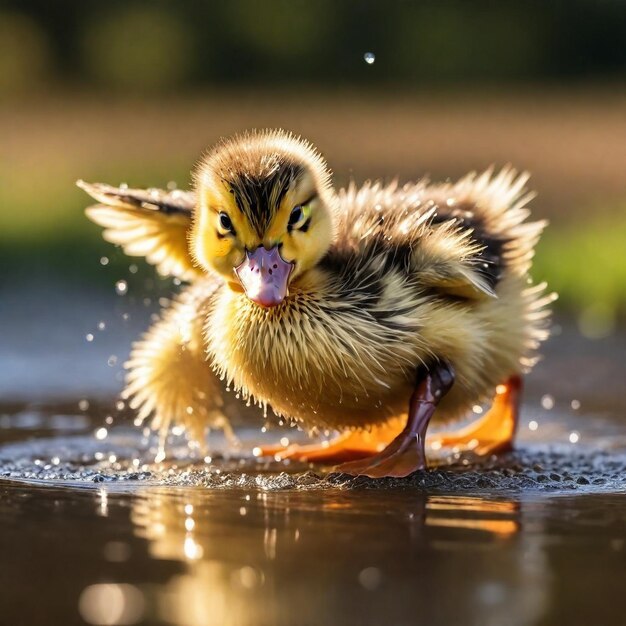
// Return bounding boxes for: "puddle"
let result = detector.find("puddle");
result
[1,406,626,626]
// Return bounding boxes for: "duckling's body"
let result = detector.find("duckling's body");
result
[80,129,553,477]
[209,176,549,432]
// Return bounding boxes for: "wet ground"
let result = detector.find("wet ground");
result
[1,287,626,626]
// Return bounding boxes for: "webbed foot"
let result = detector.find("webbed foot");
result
[254,420,403,464]
[428,375,521,456]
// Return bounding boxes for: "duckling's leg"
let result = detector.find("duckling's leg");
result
[255,419,404,463]
[427,375,522,456]
[336,362,455,478]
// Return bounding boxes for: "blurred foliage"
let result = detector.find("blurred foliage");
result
[0,0,625,95]
[0,11,51,94]
[534,213,626,323]
[80,6,193,91]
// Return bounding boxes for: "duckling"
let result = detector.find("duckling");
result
[79,129,555,477]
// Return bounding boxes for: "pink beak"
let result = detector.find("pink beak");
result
[234,246,294,308]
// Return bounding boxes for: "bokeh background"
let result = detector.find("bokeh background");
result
[1,0,625,343]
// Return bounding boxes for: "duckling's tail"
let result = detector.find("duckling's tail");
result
[450,166,547,277]
[445,167,558,368]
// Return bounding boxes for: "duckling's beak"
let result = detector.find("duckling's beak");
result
[235,246,294,308]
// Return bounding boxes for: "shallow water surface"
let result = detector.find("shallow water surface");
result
[1,294,626,625]
[1,401,626,626]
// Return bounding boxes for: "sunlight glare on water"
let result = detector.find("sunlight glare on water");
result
[78,583,145,626]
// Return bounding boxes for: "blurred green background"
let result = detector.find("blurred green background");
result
[1,0,625,335]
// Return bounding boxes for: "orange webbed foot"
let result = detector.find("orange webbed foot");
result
[428,375,522,457]
[254,420,403,464]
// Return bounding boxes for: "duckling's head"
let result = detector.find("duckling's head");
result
[192,129,335,307]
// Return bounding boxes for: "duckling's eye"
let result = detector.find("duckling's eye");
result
[218,211,234,234]
[288,204,310,231]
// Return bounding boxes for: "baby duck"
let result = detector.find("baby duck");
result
[79,129,554,477]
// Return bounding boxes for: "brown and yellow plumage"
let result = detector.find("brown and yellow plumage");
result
[80,129,555,477]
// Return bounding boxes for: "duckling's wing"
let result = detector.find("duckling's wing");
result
[78,181,201,281]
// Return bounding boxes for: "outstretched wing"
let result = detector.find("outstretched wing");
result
[78,181,202,281]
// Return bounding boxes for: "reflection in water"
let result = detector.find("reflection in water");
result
[426,497,518,536]
[129,489,546,626]
[79,583,145,626]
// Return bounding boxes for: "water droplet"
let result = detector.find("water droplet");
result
[107,355,118,367]
[97,321,106,331]
[528,420,539,431]
[115,280,128,295]
[571,399,581,410]
[541,394,554,410]
[105,415,113,425]
[116,400,125,411]
[100,256,109,266]
[95,427,108,440]
[364,52,376,65]
[78,399,90,411]
[85,333,94,342]
[569,431,580,444]
[129,264,138,274]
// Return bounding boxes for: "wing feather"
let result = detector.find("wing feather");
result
[78,181,202,281]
